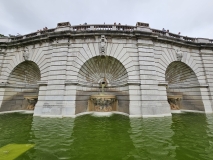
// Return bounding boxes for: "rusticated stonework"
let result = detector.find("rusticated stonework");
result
[0,21,213,117]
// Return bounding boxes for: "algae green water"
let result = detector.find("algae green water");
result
[0,113,213,160]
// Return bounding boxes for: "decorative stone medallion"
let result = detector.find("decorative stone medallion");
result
[99,35,107,55]
[176,50,183,61]
[23,47,30,61]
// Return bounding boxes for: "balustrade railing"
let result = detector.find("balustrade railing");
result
[6,23,213,44]
[26,32,37,38]
[169,33,181,39]
[72,24,134,31]
[116,25,134,31]
[11,36,23,41]
[182,36,196,42]
[152,29,166,35]
[73,25,90,31]
[40,29,55,34]
[94,25,113,30]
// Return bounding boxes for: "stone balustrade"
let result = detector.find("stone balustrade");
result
[0,22,212,44]
[168,33,181,39]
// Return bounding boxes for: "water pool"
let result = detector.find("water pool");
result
[0,113,213,160]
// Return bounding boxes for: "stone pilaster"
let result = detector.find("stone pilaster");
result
[0,51,6,80]
[199,50,213,113]
[128,83,142,117]
[138,39,171,117]
[34,40,70,117]
[0,88,6,108]
[0,52,6,108]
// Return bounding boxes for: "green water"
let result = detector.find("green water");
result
[0,113,213,160]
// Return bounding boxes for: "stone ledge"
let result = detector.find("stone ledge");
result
[158,81,168,86]
[0,83,38,88]
[37,81,48,86]
[168,84,209,89]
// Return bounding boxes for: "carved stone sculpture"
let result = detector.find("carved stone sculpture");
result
[23,48,29,61]
[26,98,38,110]
[99,35,107,55]
[176,50,183,61]
[168,98,181,110]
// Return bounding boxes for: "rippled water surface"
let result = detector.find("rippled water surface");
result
[0,113,213,160]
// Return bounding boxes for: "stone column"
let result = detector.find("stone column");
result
[138,39,171,117]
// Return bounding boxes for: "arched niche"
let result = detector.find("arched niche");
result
[75,56,129,114]
[165,61,204,111]
[0,61,41,111]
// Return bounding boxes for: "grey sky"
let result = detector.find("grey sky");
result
[0,0,213,38]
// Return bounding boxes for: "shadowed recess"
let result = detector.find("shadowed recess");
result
[76,56,129,114]
[0,61,41,111]
[8,61,41,84]
[166,61,204,111]
[78,56,128,84]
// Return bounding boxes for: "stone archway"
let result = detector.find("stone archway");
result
[165,61,204,111]
[0,61,41,111]
[75,56,129,114]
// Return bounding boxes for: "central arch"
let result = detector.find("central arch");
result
[165,61,204,111]
[75,56,129,114]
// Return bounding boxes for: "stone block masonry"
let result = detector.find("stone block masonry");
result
[0,22,213,117]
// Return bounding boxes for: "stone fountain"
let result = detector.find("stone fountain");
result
[87,75,118,112]
[87,36,118,112]
[24,95,38,110]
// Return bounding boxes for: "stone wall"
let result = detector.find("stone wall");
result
[0,22,213,117]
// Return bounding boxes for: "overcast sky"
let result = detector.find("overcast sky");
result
[0,0,213,39]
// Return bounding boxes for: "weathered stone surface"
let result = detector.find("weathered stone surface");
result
[0,22,213,117]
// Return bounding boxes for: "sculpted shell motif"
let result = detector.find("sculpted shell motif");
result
[78,56,128,85]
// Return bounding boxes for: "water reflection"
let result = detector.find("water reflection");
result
[26,117,75,160]
[27,114,135,159]
[0,113,33,148]
[1,113,213,160]
[129,117,176,159]
[205,114,213,158]
[69,114,135,159]
[171,113,213,160]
